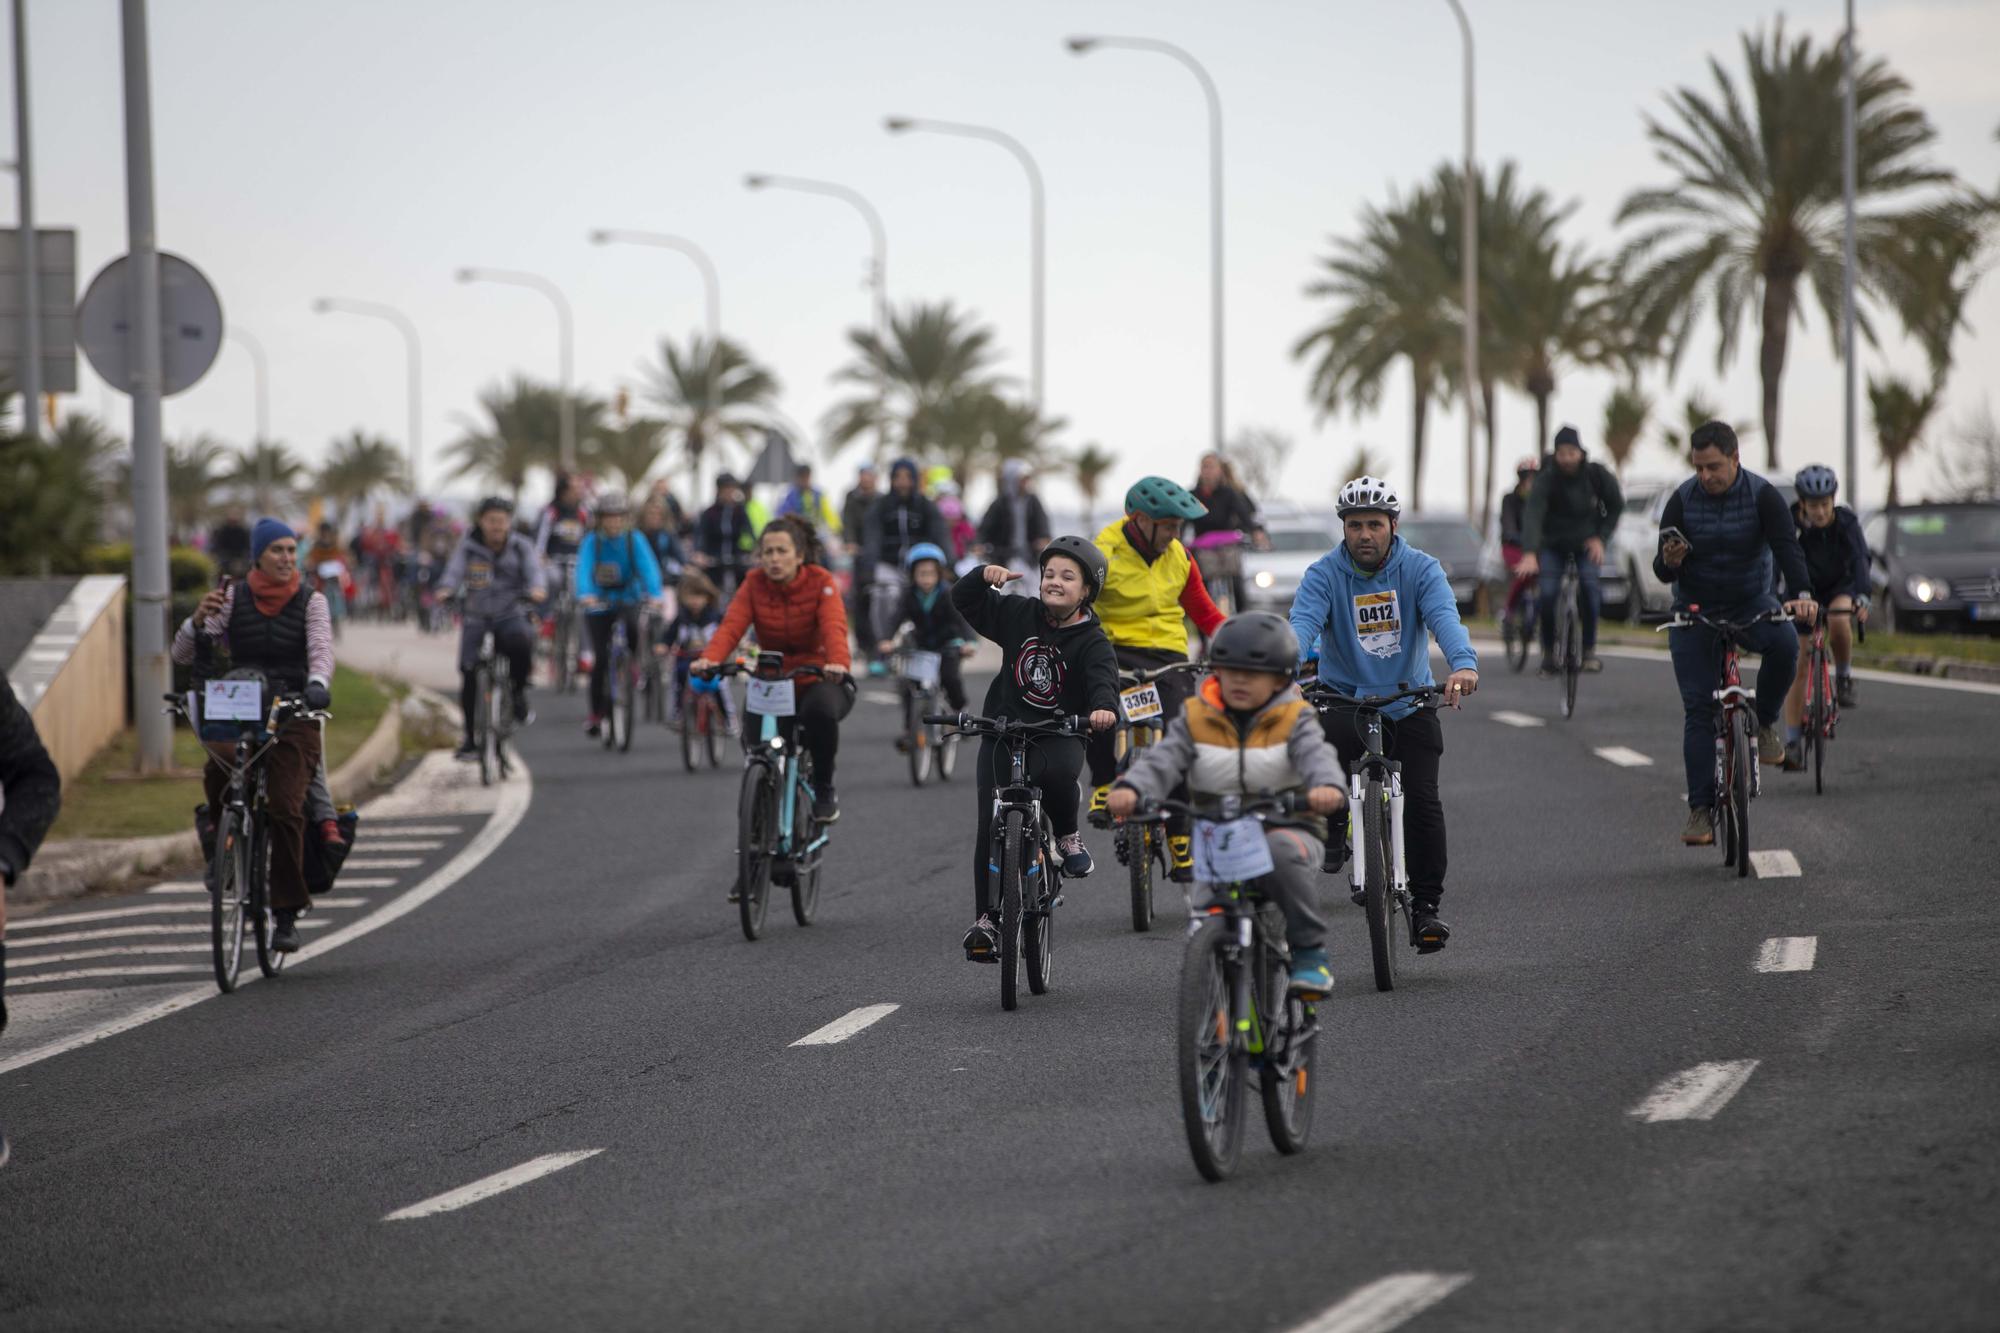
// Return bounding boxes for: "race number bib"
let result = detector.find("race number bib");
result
[465,559,493,590]
[1352,590,1403,659]
[595,562,625,588]
[904,650,942,688]
[1192,817,1274,883]
[555,518,584,545]
[1119,682,1164,723]
[745,678,797,717]
[203,678,264,722]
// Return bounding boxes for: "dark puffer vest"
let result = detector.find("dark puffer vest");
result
[1673,470,1778,613]
[228,585,312,694]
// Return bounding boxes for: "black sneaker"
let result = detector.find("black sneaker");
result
[1411,911,1450,954]
[962,914,999,963]
[1836,674,1857,708]
[1582,655,1604,673]
[453,739,479,761]
[1323,826,1349,875]
[514,698,534,726]
[1537,655,1557,678]
[270,909,302,953]
[812,788,840,824]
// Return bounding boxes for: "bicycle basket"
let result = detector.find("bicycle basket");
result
[193,667,270,742]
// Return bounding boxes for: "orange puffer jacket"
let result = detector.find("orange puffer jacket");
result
[703,565,852,672]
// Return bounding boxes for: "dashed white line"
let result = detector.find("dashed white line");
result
[360,825,465,837]
[1593,745,1654,768]
[1630,1060,1760,1122]
[1288,1272,1473,1333]
[1754,936,1818,973]
[382,1150,603,1221]
[860,693,900,707]
[1749,849,1801,878]
[357,840,445,852]
[150,875,401,894]
[1490,710,1544,729]
[790,1003,900,1047]
[342,857,425,869]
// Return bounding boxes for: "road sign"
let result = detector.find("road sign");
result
[0,227,79,392]
[75,251,224,397]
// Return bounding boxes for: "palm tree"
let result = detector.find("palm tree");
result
[1338,444,1388,489]
[146,435,228,545]
[637,334,779,498]
[445,376,604,504]
[825,301,1006,462]
[1616,20,1971,469]
[1657,390,1754,460]
[1069,443,1118,529]
[0,431,105,574]
[1600,384,1653,479]
[592,416,670,492]
[1870,373,1942,506]
[227,440,310,513]
[1295,185,1454,510]
[318,430,406,520]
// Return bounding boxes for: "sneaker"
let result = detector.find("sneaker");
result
[1167,834,1194,884]
[1411,911,1450,954]
[1086,783,1112,829]
[1681,806,1715,846]
[1056,833,1092,878]
[1757,723,1785,765]
[812,788,840,823]
[514,699,535,726]
[1781,740,1806,772]
[1582,655,1604,673]
[1835,674,1857,708]
[866,659,888,678]
[317,818,345,848]
[1288,947,1334,998]
[584,715,603,738]
[270,909,302,953]
[893,734,912,754]
[453,740,479,762]
[962,914,999,963]
[1322,817,1349,874]
[1537,655,1557,678]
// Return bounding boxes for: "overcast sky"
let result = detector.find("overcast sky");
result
[17,0,1999,516]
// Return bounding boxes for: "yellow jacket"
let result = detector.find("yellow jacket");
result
[1093,519,1197,651]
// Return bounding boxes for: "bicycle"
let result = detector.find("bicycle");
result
[1500,574,1539,674]
[1800,607,1857,795]
[1552,560,1584,718]
[599,607,640,754]
[705,654,834,941]
[891,636,962,786]
[468,620,521,787]
[168,680,332,993]
[928,709,1088,1011]
[1659,607,1793,877]
[545,557,579,694]
[641,606,668,725]
[1302,682,1444,992]
[1106,660,1206,933]
[676,649,729,772]
[1137,792,1321,1182]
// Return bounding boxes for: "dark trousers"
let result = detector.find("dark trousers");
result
[585,605,644,718]
[202,718,322,912]
[1086,648,1198,788]
[933,650,969,711]
[1668,618,1797,808]
[972,733,1084,917]
[750,677,857,787]
[457,614,535,738]
[1538,548,1603,656]
[1320,705,1448,910]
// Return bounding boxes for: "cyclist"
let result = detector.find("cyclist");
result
[1289,477,1479,952]
[860,458,951,672]
[1655,422,1817,844]
[1497,456,1540,631]
[658,568,740,735]
[577,491,666,739]
[1519,425,1622,676]
[1779,464,1872,766]
[975,458,1051,577]
[776,462,842,542]
[1084,476,1226,883]
[1188,451,1270,613]
[876,541,975,721]
[534,472,590,585]
[170,518,334,954]
[1,672,62,1168]
[437,496,546,758]
[695,473,757,597]
[951,536,1119,961]
[1106,612,1347,997]
[694,515,855,822]
[637,495,689,588]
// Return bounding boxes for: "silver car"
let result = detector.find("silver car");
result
[1241,517,1339,612]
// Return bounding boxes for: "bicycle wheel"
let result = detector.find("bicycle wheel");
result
[998,810,1026,1012]
[791,758,823,926]
[935,720,959,781]
[1128,821,1157,933]
[618,658,637,753]
[210,810,247,993]
[1732,709,1754,879]
[1177,917,1245,1182]
[251,818,285,978]
[1363,775,1398,992]
[476,666,495,788]
[554,610,574,694]
[1560,592,1582,719]
[737,765,775,941]
[679,689,699,772]
[704,701,724,768]
[1260,931,1316,1155]
[1025,825,1054,996]
[1810,651,1829,795]
[905,688,929,787]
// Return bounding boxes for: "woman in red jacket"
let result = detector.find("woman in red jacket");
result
[695,515,855,822]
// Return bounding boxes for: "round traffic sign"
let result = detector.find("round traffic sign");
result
[75,251,224,397]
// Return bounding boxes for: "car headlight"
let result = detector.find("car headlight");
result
[1906,575,1948,603]
[1253,570,1275,589]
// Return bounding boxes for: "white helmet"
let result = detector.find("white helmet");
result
[1336,475,1401,518]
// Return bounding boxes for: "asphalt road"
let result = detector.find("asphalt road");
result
[3,633,1996,1332]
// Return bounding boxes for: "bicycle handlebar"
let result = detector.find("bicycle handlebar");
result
[1131,792,1304,821]
[697,660,829,682]
[1118,660,1207,688]
[922,711,1088,738]
[1657,607,1795,634]
[163,691,332,728]
[1300,681,1443,711]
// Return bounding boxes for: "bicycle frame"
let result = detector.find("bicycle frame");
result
[740,667,832,866]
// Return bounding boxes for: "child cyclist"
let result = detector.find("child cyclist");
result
[1106,611,1347,996]
[951,536,1120,962]
[656,568,740,735]
[876,542,976,720]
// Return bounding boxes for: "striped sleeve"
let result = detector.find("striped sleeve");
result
[171,584,236,665]
[306,591,335,686]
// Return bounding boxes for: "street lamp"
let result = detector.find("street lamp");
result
[1439,0,1479,523]
[224,326,271,497]
[313,297,424,491]
[1067,33,1225,452]
[589,228,721,344]
[13,0,42,442]
[455,266,575,471]
[884,115,1046,410]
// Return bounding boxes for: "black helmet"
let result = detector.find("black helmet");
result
[1206,611,1300,678]
[1038,534,1108,600]
[476,495,514,517]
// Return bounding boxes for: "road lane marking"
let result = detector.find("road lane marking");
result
[1754,936,1818,973]
[12,945,211,968]
[146,881,205,894]
[1750,849,1801,878]
[5,921,332,949]
[12,897,369,931]
[1490,710,1544,728]
[342,858,424,869]
[382,1150,603,1221]
[1288,1272,1472,1333]
[1630,1060,1760,1122]
[1593,746,1654,767]
[359,825,464,836]
[861,693,899,707]
[790,1003,900,1046]
[357,840,445,852]
[8,966,213,988]
[149,876,399,894]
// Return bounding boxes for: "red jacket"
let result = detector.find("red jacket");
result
[704,565,852,672]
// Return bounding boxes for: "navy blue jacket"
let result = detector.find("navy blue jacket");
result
[1792,504,1871,601]
[1653,468,1811,614]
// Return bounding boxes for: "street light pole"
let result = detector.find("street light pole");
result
[1841,0,1859,508]
[884,116,1045,411]
[589,228,721,344]
[224,326,270,497]
[455,266,575,471]
[1067,34,1224,452]
[13,0,41,441]
[1442,0,1479,521]
[312,297,424,491]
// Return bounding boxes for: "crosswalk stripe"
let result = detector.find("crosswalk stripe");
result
[358,840,445,852]
[8,965,216,988]
[344,858,424,869]
[14,897,371,931]
[11,945,210,968]
[12,920,334,948]
[358,825,464,836]
[1287,1272,1473,1333]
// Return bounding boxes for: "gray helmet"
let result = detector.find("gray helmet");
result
[595,490,631,517]
[1038,534,1108,600]
[1206,611,1300,678]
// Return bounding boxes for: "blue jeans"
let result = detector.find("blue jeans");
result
[1537,549,1601,657]
[1668,617,1798,808]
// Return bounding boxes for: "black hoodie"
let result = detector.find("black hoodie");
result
[952,577,1118,721]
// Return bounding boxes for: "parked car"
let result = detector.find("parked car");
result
[1241,514,1339,612]
[1397,514,1486,617]
[1865,502,2000,634]
[1612,476,1795,622]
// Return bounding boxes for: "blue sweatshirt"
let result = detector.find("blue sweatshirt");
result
[1289,535,1478,719]
[575,529,665,606]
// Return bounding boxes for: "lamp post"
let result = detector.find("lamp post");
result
[224,325,270,497]
[455,266,575,470]
[312,297,424,491]
[589,228,721,344]
[1067,33,1224,452]
[12,0,41,441]
[1441,0,1479,520]
[884,116,1045,410]
[1841,0,1859,507]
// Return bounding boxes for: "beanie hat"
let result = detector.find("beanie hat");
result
[251,517,297,563]
[1552,424,1582,449]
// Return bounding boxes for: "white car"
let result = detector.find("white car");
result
[1241,516,1340,613]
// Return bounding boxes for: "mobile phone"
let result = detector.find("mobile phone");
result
[1660,527,1692,550]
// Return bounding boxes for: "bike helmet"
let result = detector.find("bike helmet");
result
[476,495,514,516]
[596,490,631,517]
[904,541,949,572]
[1038,534,1108,600]
[1336,475,1401,518]
[1206,611,1300,679]
[1794,464,1839,498]
[1124,475,1208,521]
[1514,456,1540,476]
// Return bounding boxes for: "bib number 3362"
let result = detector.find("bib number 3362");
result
[1119,682,1163,723]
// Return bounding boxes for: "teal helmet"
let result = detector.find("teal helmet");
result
[1124,475,1208,521]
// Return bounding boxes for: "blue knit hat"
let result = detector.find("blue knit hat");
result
[251,517,297,563]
